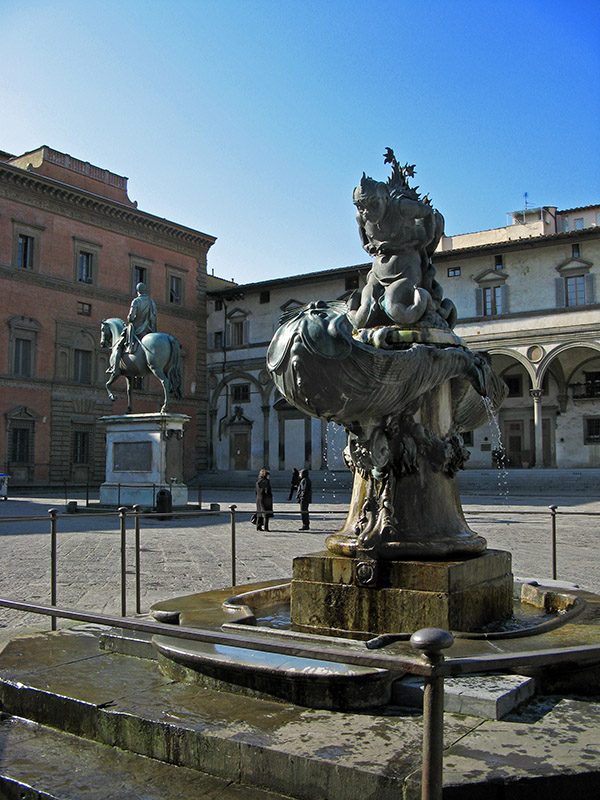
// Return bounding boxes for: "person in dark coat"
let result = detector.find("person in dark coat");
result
[255,468,273,531]
[296,468,312,530]
[287,467,300,501]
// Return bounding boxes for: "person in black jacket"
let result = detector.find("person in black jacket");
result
[255,469,273,531]
[296,469,312,530]
[287,467,300,501]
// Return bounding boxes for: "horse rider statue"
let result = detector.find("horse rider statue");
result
[107,283,157,378]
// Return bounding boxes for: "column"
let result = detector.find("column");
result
[530,388,543,468]
[261,404,270,470]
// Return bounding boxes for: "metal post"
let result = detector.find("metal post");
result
[119,507,127,617]
[410,628,454,800]
[197,485,202,509]
[133,505,141,614]
[86,482,89,507]
[118,483,121,507]
[48,508,58,631]
[229,504,237,587]
[549,504,558,580]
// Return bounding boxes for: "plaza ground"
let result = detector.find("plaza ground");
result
[1,471,598,639]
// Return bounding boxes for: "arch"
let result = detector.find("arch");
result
[486,347,537,385]
[210,370,267,410]
[538,341,600,383]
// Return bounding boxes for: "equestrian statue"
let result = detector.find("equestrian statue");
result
[100,283,182,413]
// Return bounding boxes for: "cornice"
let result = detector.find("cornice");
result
[0,163,216,258]
[0,263,198,321]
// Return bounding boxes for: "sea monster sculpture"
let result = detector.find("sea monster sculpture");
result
[267,150,506,571]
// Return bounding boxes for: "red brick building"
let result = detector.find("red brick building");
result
[0,146,215,486]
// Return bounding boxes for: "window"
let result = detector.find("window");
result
[575,218,584,230]
[584,417,600,444]
[345,275,359,291]
[214,299,223,311]
[232,320,245,346]
[77,302,92,316]
[572,244,581,258]
[584,372,600,398]
[483,286,503,316]
[494,255,503,270]
[73,431,90,464]
[8,316,41,378]
[74,349,92,384]
[169,274,183,305]
[13,338,32,377]
[259,290,271,304]
[12,222,43,271]
[566,275,586,306]
[77,251,93,283]
[130,255,153,293]
[447,267,461,277]
[504,374,523,397]
[17,234,35,269]
[232,384,250,403]
[132,375,144,390]
[214,330,224,349]
[11,426,31,463]
[462,431,473,446]
[563,217,570,232]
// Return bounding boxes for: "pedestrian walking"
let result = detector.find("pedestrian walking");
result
[287,467,300,501]
[255,469,273,531]
[296,468,312,530]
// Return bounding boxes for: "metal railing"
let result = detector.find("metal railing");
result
[1,503,598,629]
[1,501,600,798]
[1,596,600,800]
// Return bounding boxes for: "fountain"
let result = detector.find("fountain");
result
[148,151,600,710]
[267,150,510,637]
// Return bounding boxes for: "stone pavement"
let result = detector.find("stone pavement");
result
[1,480,599,639]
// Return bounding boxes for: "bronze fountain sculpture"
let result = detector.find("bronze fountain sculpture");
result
[267,150,510,634]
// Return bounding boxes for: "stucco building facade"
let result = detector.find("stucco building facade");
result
[206,204,600,477]
[0,146,215,486]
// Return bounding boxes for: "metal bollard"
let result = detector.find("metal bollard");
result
[549,504,558,580]
[229,504,237,587]
[197,485,202,509]
[48,508,58,631]
[410,628,454,800]
[133,505,142,615]
[118,507,128,617]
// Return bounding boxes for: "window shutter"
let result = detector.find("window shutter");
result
[243,319,249,345]
[500,284,509,314]
[475,287,483,316]
[585,273,595,305]
[225,325,232,347]
[555,277,566,307]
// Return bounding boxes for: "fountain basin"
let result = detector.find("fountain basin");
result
[148,575,600,710]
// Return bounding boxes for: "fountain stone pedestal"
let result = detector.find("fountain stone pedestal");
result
[291,549,513,638]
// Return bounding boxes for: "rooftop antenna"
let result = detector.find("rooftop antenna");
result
[523,192,528,222]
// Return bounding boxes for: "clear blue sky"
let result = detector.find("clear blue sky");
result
[2,0,599,284]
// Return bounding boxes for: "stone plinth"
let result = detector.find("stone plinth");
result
[291,549,513,638]
[99,413,189,507]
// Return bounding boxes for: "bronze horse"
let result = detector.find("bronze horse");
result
[100,318,182,413]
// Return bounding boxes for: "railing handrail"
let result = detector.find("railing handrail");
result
[2,596,600,680]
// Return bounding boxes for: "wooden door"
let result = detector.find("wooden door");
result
[504,420,524,467]
[233,433,249,470]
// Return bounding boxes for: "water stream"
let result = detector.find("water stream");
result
[482,395,509,503]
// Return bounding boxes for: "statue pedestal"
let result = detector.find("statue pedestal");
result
[99,413,189,507]
[290,549,513,638]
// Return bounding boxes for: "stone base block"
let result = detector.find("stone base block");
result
[291,549,513,637]
[99,482,188,508]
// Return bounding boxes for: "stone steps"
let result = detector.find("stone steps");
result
[0,714,292,800]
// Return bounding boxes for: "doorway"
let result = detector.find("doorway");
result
[232,432,249,470]
[504,420,524,467]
